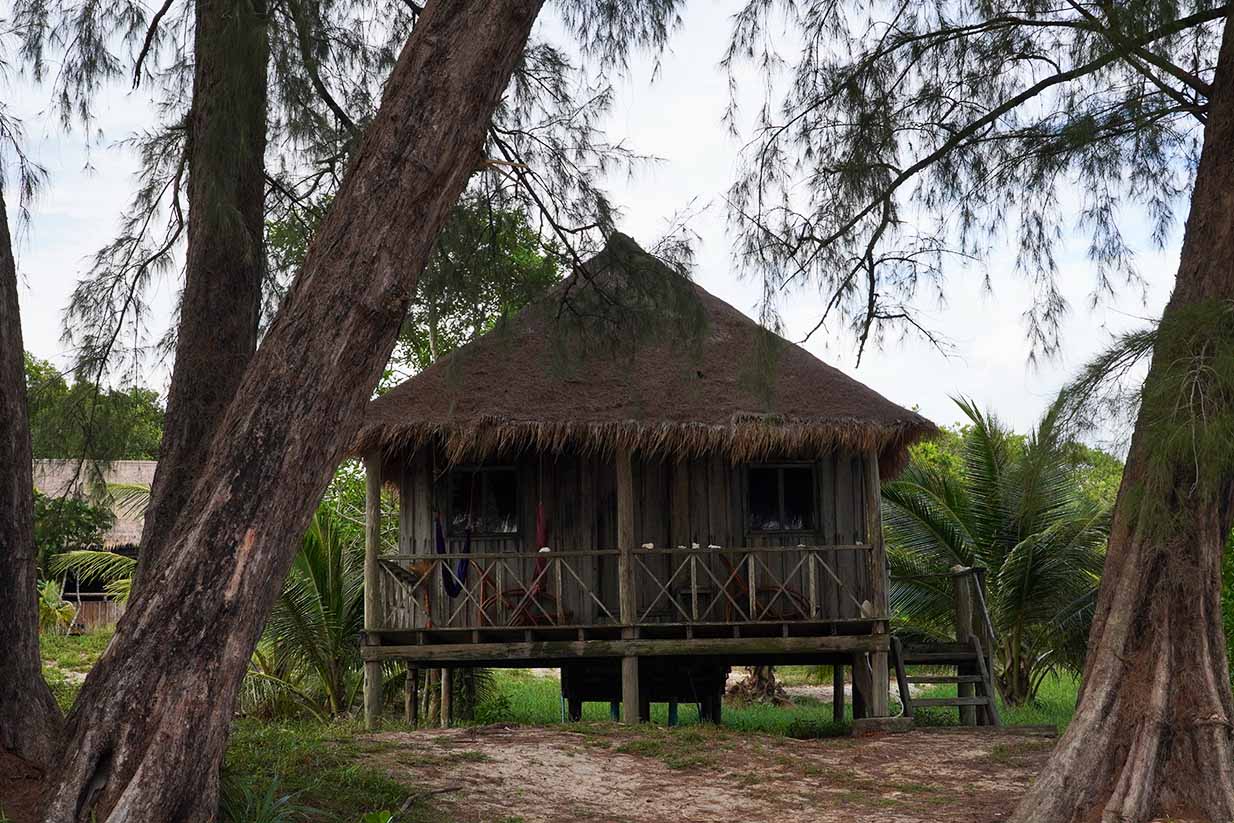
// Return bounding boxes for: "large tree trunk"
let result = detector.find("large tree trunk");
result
[0,191,63,768]
[133,0,269,592]
[1011,12,1234,823]
[39,1,544,820]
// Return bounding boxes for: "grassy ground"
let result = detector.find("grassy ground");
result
[485,666,1079,735]
[487,669,850,736]
[912,673,1079,731]
[35,631,436,823]
[39,628,114,711]
[35,632,1078,822]
[223,720,439,822]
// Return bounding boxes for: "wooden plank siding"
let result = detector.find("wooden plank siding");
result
[377,446,882,638]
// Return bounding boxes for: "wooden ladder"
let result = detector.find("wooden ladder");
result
[891,635,1001,727]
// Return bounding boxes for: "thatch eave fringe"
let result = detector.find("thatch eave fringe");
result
[352,414,938,475]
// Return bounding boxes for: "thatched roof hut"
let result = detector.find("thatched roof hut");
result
[356,233,935,474]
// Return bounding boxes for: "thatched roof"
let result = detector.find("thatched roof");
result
[356,233,936,474]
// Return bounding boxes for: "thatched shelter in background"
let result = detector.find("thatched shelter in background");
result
[358,233,936,726]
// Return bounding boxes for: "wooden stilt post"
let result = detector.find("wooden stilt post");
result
[405,665,419,726]
[832,663,846,722]
[621,657,640,725]
[864,453,890,717]
[952,565,977,726]
[426,669,440,721]
[868,650,889,717]
[972,567,996,725]
[440,668,452,728]
[850,652,870,720]
[616,446,641,724]
[363,451,383,730]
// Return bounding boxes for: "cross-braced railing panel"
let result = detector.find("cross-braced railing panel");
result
[375,551,620,631]
[631,545,876,626]
[373,545,880,632]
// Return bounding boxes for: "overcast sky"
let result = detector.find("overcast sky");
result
[8,1,1181,442]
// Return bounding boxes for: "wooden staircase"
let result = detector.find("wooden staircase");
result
[891,635,1001,727]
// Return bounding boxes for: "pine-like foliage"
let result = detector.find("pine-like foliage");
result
[884,397,1110,704]
[724,1,1223,359]
[6,0,689,385]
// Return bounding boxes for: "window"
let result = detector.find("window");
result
[448,467,519,535]
[747,465,815,531]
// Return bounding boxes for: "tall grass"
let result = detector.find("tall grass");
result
[486,669,849,735]
[912,672,1079,731]
[485,668,1080,734]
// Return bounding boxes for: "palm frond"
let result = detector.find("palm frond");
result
[885,396,1116,704]
[106,483,152,520]
[50,549,137,586]
[952,396,1015,567]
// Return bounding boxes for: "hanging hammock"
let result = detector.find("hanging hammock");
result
[435,513,470,598]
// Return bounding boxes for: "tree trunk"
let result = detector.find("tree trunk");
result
[1011,12,1234,823]
[133,0,269,592]
[0,190,63,768]
[727,665,788,704]
[39,1,545,820]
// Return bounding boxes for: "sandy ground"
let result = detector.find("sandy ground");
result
[365,724,1059,823]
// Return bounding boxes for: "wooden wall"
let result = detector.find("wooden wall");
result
[393,447,878,629]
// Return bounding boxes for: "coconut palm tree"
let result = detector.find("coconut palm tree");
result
[53,486,369,718]
[259,509,367,716]
[884,398,1109,705]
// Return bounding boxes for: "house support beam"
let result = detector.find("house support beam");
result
[833,663,846,721]
[440,667,452,728]
[863,452,890,718]
[621,656,640,724]
[616,445,641,723]
[953,565,978,726]
[363,450,383,730]
[363,633,889,662]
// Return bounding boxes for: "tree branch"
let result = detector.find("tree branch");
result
[783,6,1227,262]
[132,0,178,90]
[284,0,358,134]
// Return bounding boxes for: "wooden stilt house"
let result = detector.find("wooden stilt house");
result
[356,234,936,725]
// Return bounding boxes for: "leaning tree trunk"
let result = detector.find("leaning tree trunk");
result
[39,1,544,820]
[1011,12,1234,823]
[133,0,269,592]
[0,191,63,767]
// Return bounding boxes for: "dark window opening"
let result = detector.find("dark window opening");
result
[747,464,815,531]
[448,468,519,535]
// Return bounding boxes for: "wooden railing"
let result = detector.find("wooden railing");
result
[373,544,881,632]
[631,545,875,625]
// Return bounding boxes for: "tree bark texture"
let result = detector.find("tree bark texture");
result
[40,1,544,820]
[0,191,63,768]
[1011,11,1234,823]
[134,0,270,592]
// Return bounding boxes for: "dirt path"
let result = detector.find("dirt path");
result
[364,724,1058,822]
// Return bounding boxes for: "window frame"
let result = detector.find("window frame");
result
[744,462,819,534]
[445,465,521,538]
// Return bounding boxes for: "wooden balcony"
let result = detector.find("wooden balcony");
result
[368,543,885,652]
